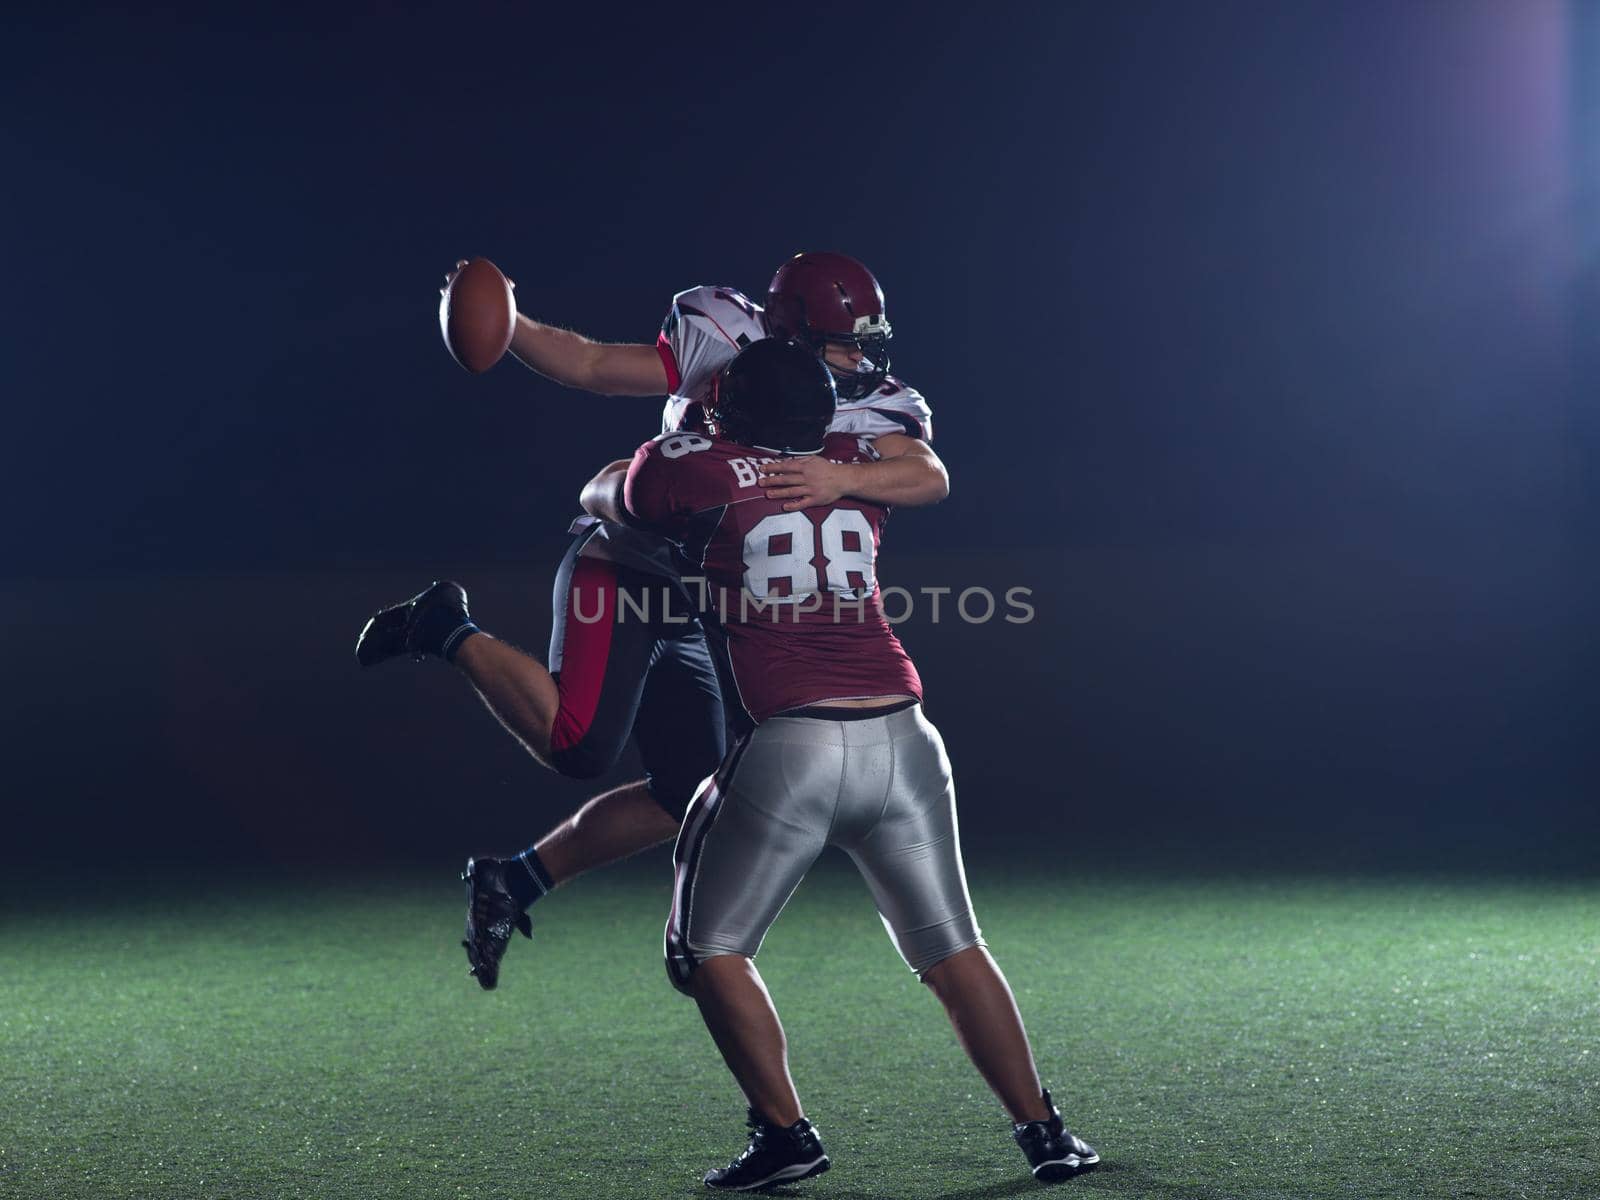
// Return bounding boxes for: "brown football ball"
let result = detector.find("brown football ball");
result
[439,258,515,373]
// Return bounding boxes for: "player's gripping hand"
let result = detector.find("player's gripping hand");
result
[758,457,849,512]
[440,259,516,296]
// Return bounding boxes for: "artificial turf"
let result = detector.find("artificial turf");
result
[2,853,1597,1199]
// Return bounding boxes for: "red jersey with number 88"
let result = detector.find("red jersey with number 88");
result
[624,430,923,723]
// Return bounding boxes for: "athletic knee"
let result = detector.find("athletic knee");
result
[666,950,698,996]
[548,725,626,780]
[691,952,757,997]
[666,935,758,996]
[911,930,988,984]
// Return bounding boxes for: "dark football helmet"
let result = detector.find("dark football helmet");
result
[711,337,837,454]
[765,252,892,400]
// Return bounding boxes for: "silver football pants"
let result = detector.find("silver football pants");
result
[665,704,984,992]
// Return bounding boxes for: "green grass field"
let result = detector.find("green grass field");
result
[3,854,1597,1199]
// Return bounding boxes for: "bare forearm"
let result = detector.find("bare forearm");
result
[509,314,602,388]
[580,460,632,524]
[757,435,950,512]
[509,315,667,396]
[841,452,949,508]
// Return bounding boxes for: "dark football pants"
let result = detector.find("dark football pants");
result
[545,535,725,822]
[664,704,985,992]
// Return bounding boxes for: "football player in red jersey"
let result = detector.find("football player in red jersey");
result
[364,254,949,989]
[593,338,1099,1189]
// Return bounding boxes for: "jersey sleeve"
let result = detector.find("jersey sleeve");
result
[623,432,727,535]
[623,440,684,534]
[829,379,935,443]
[655,285,762,400]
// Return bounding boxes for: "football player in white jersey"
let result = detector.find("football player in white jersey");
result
[433,253,952,989]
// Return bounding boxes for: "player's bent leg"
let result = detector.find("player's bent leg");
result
[355,579,562,761]
[453,673,661,988]
[532,779,679,886]
[458,778,680,990]
[453,555,691,990]
[453,655,698,987]
[529,600,725,889]
[498,565,720,895]
[453,633,561,762]
[462,770,685,990]
[543,554,659,779]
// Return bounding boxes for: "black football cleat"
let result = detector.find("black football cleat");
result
[704,1110,830,1191]
[1013,1089,1099,1183]
[355,580,472,667]
[460,856,532,991]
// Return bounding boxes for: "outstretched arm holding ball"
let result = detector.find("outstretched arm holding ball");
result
[439,260,667,395]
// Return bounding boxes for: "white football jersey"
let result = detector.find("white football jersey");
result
[575,283,934,578]
[656,285,934,443]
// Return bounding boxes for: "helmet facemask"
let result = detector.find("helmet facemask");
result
[819,323,892,401]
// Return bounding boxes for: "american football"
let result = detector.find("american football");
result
[439,257,516,373]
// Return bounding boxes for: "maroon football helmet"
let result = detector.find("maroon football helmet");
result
[765,252,892,400]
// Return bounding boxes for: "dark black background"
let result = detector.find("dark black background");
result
[4,2,1594,873]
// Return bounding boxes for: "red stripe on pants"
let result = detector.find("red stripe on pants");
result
[549,558,618,752]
